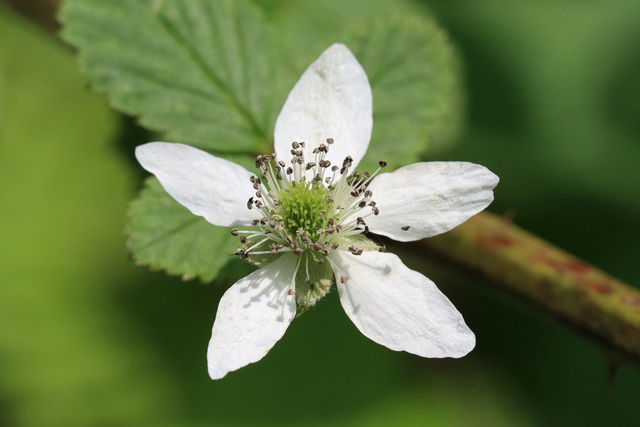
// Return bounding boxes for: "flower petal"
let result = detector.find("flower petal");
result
[135,142,260,227]
[207,253,298,379]
[274,43,372,171]
[366,162,499,241]
[330,250,475,358]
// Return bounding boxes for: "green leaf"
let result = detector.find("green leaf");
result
[126,177,252,282]
[342,15,463,172]
[60,0,290,154]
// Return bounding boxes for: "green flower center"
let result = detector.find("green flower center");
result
[276,182,334,240]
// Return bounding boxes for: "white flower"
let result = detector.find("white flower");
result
[135,44,499,380]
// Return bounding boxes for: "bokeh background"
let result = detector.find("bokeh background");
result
[1,0,640,426]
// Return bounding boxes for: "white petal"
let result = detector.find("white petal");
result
[366,162,499,241]
[330,250,475,358]
[274,43,372,171]
[207,254,299,379]
[135,142,260,227]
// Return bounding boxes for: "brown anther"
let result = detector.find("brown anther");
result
[378,245,386,252]
[379,160,388,168]
[252,219,260,226]
[318,144,328,153]
[292,141,300,149]
[299,142,306,148]
[363,172,371,179]
[278,160,285,167]
[331,243,339,250]
[288,289,296,295]
[356,217,366,226]
[332,165,339,172]
[263,230,271,234]
[326,138,334,144]
[260,218,267,225]
[255,201,263,209]
[247,197,254,209]
[313,242,323,251]
[350,191,358,197]
[255,191,262,198]
[348,246,363,255]
[401,226,411,231]
[305,277,311,284]
[365,190,373,198]
[306,162,316,170]
[372,207,380,216]
[240,236,248,244]
[326,226,335,234]
[340,276,348,284]
[287,167,293,175]
[230,229,239,236]
[364,226,370,234]
[316,258,325,265]
[354,171,362,179]
[294,249,303,256]
[358,201,367,208]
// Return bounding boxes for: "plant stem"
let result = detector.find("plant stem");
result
[417,211,640,361]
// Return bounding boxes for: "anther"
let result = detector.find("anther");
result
[365,190,373,198]
[278,160,285,167]
[292,141,300,149]
[306,162,316,170]
[401,226,411,231]
[230,229,239,236]
[379,161,388,168]
[240,236,248,244]
[247,197,254,209]
[331,243,339,250]
[340,276,348,284]
[294,249,303,256]
[326,138,334,144]
[372,207,379,216]
[378,245,386,252]
[358,201,367,208]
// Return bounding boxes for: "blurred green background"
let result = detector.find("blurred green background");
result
[1,0,639,426]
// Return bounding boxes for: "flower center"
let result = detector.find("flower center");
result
[276,183,335,240]
[229,139,387,312]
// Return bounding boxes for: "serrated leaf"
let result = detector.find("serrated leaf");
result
[60,0,289,154]
[126,177,251,282]
[343,15,462,172]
